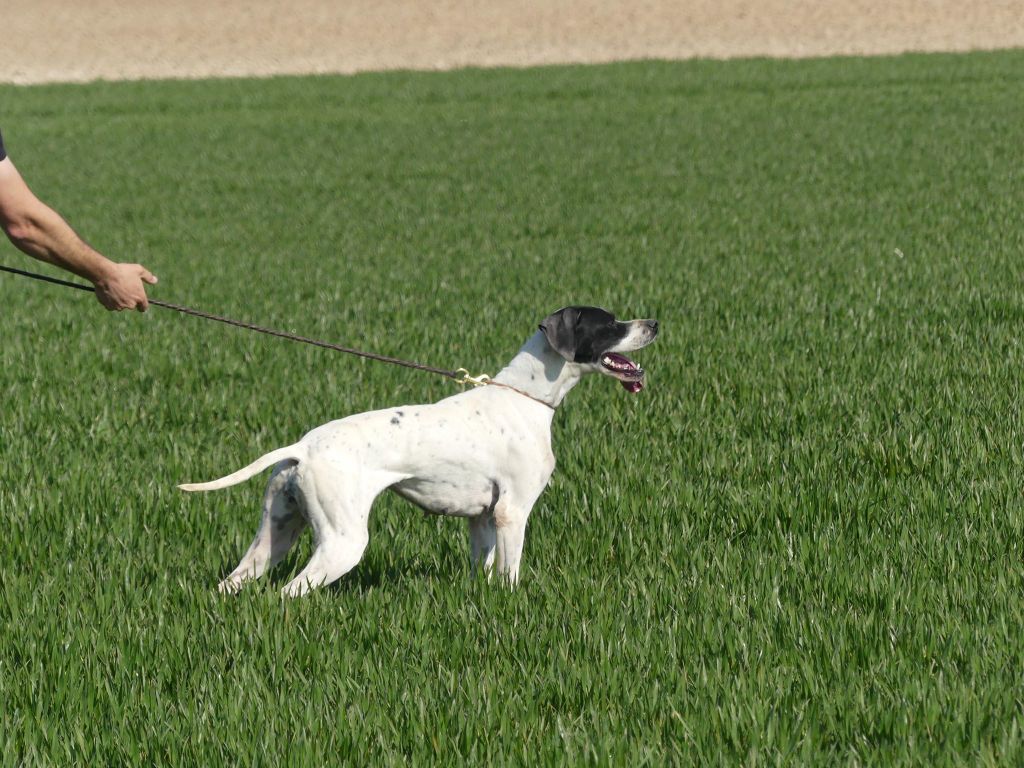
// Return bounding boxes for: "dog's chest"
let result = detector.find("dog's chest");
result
[390,474,499,518]
[360,388,553,518]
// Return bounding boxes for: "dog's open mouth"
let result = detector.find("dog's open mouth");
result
[601,352,645,393]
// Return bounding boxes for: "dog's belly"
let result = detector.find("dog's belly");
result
[389,474,498,518]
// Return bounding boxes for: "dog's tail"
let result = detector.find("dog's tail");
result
[178,445,305,492]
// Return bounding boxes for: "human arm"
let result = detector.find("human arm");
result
[0,156,157,311]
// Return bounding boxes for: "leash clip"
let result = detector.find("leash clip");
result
[454,368,492,388]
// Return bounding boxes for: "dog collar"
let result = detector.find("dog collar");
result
[486,381,556,411]
[453,368,555,410]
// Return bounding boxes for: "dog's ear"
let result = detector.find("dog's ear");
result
[539,307,579,361]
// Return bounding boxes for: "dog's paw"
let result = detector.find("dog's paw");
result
[217,577,245,595]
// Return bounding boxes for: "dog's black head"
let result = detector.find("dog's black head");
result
[539,306,658,393]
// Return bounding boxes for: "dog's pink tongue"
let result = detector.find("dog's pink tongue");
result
[622,380,644,393]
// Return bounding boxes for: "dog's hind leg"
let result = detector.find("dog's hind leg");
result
[280,463,398,598]
[219,463,307,594]
[281,533,369,598]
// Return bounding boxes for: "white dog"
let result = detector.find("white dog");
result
[180,306,658,596]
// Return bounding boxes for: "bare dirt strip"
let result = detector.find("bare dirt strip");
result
[2,0,1023,85]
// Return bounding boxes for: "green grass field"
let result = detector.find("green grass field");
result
[2,50,1024,764]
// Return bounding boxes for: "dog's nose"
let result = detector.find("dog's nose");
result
[646,319,659,333]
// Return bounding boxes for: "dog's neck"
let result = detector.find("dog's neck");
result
[493,331,584,409]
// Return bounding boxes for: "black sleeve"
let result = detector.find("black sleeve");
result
[0,129,5,161]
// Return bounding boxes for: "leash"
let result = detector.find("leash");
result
[0,264,556,409]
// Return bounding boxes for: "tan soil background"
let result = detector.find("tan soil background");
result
[2,1,1023,84]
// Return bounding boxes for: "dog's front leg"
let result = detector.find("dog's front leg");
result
[494,520,527,586]
[468,514,496,576]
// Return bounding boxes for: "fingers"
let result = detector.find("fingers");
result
[94,262,157,312]
[95,289,136,312]
[134,265,154,311]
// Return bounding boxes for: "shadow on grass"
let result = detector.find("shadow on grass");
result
[217,546,466,595]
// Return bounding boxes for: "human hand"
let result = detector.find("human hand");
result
[93,262,159,311]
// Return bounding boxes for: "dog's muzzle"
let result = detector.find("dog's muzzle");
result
[601,352,646,393]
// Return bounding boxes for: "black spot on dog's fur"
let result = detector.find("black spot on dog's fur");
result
[391,417,401,425]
